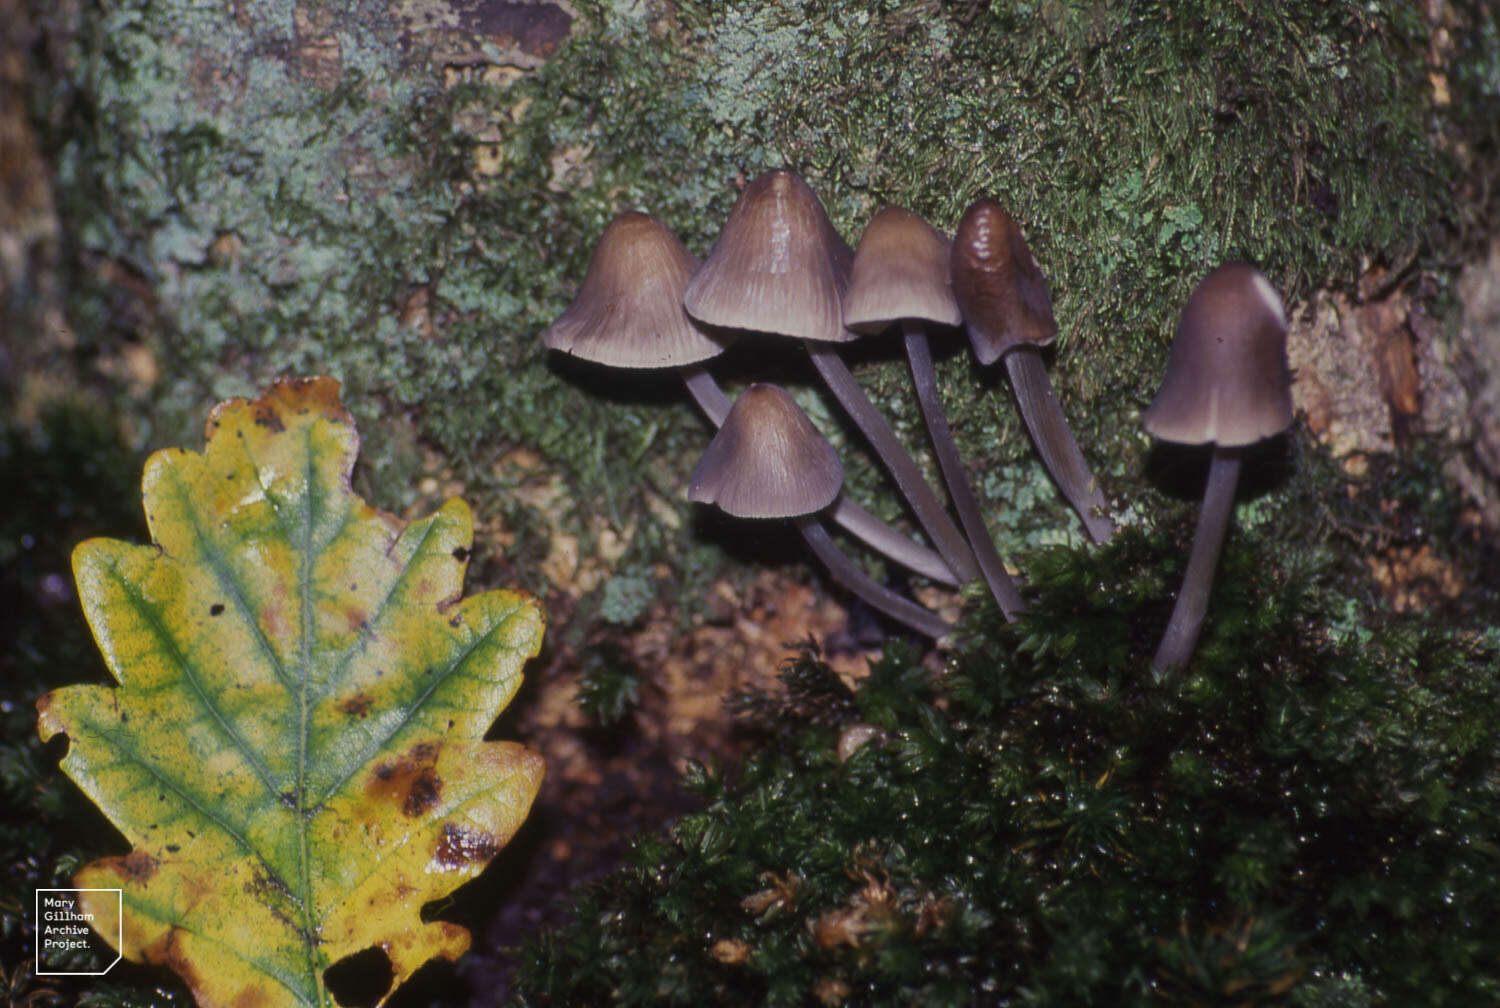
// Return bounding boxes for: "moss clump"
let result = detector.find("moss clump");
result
[514,522,1500,1006]
[576,640,646,726]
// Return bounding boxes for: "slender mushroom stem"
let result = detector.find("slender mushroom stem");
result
[903,324,1025,619]
[681,362,732,426]
[680,362,958,586]
[804,342,981,583]
[829,499,957,586]
[1152,446,1242,673]
[793,517,953,639]
[1002,347,1115,544]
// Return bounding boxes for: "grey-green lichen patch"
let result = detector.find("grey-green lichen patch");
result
[39,0,1493,609]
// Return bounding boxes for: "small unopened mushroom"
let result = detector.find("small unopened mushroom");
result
[843,206,1025,620]
[690,384,951,640]
[544,210,954,585]
[689,383,844,519]
[685,170,981,587]
[1143,262,1293,672]
[950,199,1114,544]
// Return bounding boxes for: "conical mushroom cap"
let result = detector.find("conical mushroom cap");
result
[950,199,1056,364]
[842,206,962,333]
[683,170,856,344]
[544,211,732,368]
[1142,262,1293,447]
[688,383,844,519]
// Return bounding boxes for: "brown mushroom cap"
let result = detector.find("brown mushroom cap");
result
[949,199,1057,364]
[683,170,856,344]
[544,211,731,368]
[688,383,844,519]
[1142,262,1293,447]
[842,207,962,333]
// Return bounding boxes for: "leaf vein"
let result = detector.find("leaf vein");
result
[308,516,442,707]
[115,564,285,799]
[94,725,285,888]
[169,450,299,695]
[312,599,532,807]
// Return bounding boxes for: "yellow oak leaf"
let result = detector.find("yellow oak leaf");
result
[38,377,545,1007]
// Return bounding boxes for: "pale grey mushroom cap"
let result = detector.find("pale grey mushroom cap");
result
[544,211,731,368]
[950,199,1057,365]
[842,206,962,333]
[683,170,856,344]
[688,383,844,519]
[1142,262,1293,447]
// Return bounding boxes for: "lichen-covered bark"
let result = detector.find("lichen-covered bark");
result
[24,0,1493,578]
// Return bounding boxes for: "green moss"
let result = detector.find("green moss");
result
[514,523,1500,1005]
[576,641,646,725]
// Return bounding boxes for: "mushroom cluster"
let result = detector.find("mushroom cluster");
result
[545,170,1292,669]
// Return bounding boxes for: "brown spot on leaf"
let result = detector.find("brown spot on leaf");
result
[339,692,375,718]
[452,545,469,561]
[171,864,215,912]
[432,822,501,869]
[250,401,285,433]
[403,768,441,816]
[121,850,160,881]
[367,742,444,817]
[230,987,278,1008]
[160,927,197,982]
[346,606,368,632]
